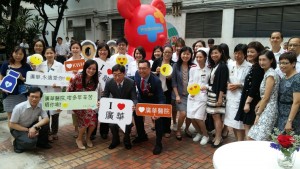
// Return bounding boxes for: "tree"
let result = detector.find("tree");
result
[25,0,79,47]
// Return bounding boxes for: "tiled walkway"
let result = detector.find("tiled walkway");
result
[0,114,235,169]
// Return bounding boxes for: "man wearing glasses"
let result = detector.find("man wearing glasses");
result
[10,87,51,153]
[287,37,300,72]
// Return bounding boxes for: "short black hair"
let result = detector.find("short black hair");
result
[248,41,265,63]
[138,60,151,68]
[28,87,43,98]
[57,37,63,41]
[279,51,297,64]
[116,37,128,46]
[112,64,126,73]
[234,44,248,57]
[151,46,163,61]
[270,31,283,39]
[208,39,215,44]
[259,50,277,69]
[96,43,111,58]
[134,46,146,60]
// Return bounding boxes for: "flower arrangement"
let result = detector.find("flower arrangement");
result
[270,128,300,168]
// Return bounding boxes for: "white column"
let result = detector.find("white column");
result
[221,9,235,53]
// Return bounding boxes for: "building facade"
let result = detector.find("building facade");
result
[40,0,300,51]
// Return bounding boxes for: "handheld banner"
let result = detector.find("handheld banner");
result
[0,69,20,93]
[160,64,173,76]
[136,103,172,117]
[187,83,201,96]
[94,58,113,90]
[42,91,97,110]
[64,59,85,71]
[26,71,74,86]
[98,98,133,132]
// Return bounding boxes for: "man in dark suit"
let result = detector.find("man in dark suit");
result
[134,60,165,155]
[103,64,138,150]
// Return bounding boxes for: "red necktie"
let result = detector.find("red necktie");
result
[141,78,145,92]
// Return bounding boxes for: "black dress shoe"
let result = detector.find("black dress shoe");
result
[37,143,52,149]
[153,145,162,155]
[101,134,108,139]
[108,142,120,149]
[124,143,132,150]
[211,139,223,148]
[132,136,148,144]
[14,147,23,153]
[90,135,96,140]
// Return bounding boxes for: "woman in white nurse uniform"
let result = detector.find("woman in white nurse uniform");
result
[224,44,251,141]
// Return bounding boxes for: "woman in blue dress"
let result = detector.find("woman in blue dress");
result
[277,52,300,135]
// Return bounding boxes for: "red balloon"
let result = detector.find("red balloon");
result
[118,0,167,60]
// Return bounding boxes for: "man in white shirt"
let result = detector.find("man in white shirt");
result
[276,37,300,77]
[55,37,70,64]
[20,39,29,55]
[269,31,285,62]
[110,37,134,73]
[287,37,300,72]
[10,87,51,153]
[65,37,71,47]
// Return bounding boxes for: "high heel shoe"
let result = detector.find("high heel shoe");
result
[212,139,223,148]
[86,140,93,148]
[76,139,86,150]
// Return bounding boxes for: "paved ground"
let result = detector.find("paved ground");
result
[0,111,235,169]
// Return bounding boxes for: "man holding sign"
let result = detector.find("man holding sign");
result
[134,60,165,155]
[102,64,137,150]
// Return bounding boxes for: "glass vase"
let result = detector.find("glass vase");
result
[277,150,295,169]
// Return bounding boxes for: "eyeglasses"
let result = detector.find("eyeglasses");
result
[279,61,290,65]
[288,44,300,48]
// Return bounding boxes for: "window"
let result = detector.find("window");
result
[111,19,125,39]
[67,20,73,30]
[186,11,222,38]
[234,5,300,37]
[86,19,91,30]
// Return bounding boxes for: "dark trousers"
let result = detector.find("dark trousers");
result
[47,111,59,135]
[162,90,172,134]
[11,122,49,150]
[92,113,109,136]
[134,112,163,146]
[109,123,132,145]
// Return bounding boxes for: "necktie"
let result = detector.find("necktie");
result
[141,78,145,92]
[118,84,122,93]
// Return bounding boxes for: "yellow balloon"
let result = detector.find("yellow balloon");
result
[61,102,69,108]
[160,64,173,76]
[116,55,128,66]
[187,83,201,95]
[30,54,43,66]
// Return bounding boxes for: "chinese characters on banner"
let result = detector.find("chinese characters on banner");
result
[136,103,172,117]
[98,98,133,132]
[42,91,98,110]
[25,71,74,86]
[94,58,113,90]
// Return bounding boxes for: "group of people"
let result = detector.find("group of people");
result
[1,32,300,156]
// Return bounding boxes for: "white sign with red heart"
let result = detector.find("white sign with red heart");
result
[94,58,113,90]
[98,98,133,132]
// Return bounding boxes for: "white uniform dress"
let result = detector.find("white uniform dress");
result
[187,65,211,120]
[36,60,64,115]
[127,61,138,77]
[224,60,251,129]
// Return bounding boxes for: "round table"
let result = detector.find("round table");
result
[213,141,300,169]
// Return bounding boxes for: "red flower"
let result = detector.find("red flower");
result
[277,135,295,148]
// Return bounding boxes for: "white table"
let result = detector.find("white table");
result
[213,141,300,169]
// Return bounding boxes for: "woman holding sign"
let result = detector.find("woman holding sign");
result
[0,47,32,127]
[68,59,101,150]
[172,46,195,140]
[92,43,111,140]
[187,49,211,145]
[36,47,64,142]
[66,42,84,138]
[151,45,175,137]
